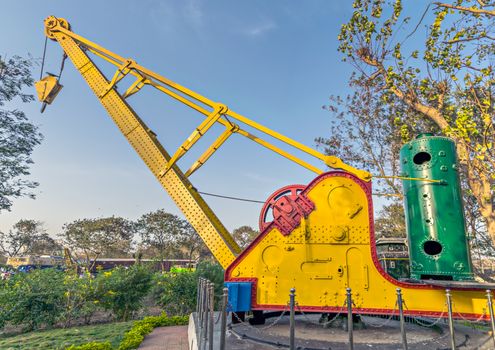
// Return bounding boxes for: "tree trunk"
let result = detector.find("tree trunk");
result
[388,82,495,246]
[453,138,495,244]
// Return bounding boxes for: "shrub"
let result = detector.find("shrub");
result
[98,265,153,321]
[152,269,197,316]
[0,268,65,331]
[152,260,225,315]
[61,272,103,327]
[118,313,188,350]
[66,341,113,350]
[195,260,225,302]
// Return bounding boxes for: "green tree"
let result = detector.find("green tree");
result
[232,225,258,249]
[137,210,189,269]
[0,219,59,257]
[176,221,208,263]
[374,202,406,238]
[0,55,43,211]
[338,0,495,243]
[61,217,135,270]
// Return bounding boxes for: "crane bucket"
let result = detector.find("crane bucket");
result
[35,75,63,104]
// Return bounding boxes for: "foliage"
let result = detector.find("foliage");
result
[117,313,188,350]
[0,55,43,212]
[374,202,406,238]
[98,265,153,321]
[337,0,495,244]
[152,269,197,316]
[60,217,135,270]
[0,219,61,257]
[137,210,184,262]
[177,220,209,261]
[66,342,113,350]
[137,210,205,265]
[61,272,103,327]
[152,260,224,315]
[0,265,154,330]
[0,321,133,350]
[232,225,258,249]
[195,260,224,298]
[0,268,65,331]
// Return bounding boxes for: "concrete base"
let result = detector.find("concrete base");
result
[189,312,230,350]
[187,314,198,350]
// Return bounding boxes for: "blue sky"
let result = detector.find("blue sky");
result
[1,1,379,236]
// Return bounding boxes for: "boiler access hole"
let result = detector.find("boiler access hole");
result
[413,152,431,165]
[423,240,442,256]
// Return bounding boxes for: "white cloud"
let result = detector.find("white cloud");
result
[244,20,276,37]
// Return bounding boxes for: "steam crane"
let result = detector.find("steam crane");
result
[36,16,493,321]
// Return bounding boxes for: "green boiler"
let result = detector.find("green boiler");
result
[400,134,473,281]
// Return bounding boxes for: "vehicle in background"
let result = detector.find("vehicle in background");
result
[376,237,410,280]
[88,258,196,273]
[6,255,64,272]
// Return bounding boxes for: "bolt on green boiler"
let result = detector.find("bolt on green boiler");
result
[400,133,474,281]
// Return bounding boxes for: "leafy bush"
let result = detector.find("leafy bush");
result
[152,260,224,315]
[195,260,225,300]
[66,341,113,350]
[61,272,103,326]
[118,313,188,350]
[98,265,153,321]
[0,268,65,331]
[153,269,197,316]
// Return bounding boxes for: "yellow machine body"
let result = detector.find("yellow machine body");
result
[39,16,492,320]
[226,172,489,319]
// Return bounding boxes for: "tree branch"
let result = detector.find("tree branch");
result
[435,2,495,16]
[444,34,495,44]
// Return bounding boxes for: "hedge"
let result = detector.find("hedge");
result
[66,313,189,350]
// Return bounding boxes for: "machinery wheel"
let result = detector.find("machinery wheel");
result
[248,310,266,325]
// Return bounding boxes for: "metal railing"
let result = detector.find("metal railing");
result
[196,278,229,350]
[195,280,495,350]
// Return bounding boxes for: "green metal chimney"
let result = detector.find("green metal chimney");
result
[400,134,473,281]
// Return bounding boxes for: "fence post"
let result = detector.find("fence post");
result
[396,288,408,350]
[446,289,456,350]
[289,288,296,350]
[202,282,209,348]
[486,290,495,349]
[197,278,203,316]
[220,287,228,350]
[208,282,215,350]
[346,288,354,350]
[198,279,206,350]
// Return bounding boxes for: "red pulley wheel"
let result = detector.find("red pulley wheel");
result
[258,184,306,232]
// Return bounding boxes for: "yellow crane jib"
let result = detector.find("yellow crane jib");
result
[37,16,493,321]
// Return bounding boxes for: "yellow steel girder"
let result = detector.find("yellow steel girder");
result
[43,17,240,268]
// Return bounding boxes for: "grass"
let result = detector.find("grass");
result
[0,321,134,350]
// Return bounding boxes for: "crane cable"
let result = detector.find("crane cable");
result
[198,191,265,204]
[40,36,48,80]
[197,175,441,203]
[39,36,67,82]
[57,53,67,83]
